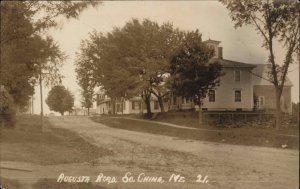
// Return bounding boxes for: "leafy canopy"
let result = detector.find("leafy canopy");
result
[77,19,184,101]
[1,1,101,45]
[1,2,65,108]
[45,85,74,115]
[170,31,223,105]
[1,1,98,110]
[75,36,99,109]
[220,0,299,87]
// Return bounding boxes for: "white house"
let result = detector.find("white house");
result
[96,91,166,115]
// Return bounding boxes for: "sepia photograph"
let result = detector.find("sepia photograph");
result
[0,1,299,189]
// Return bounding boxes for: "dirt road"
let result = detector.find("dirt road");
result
[11,115,290,189]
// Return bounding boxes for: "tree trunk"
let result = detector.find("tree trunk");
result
[275,88,281,129]
[111,98,116,115]
[145,95,152,118]
[157,96,165,112]
[198,102,202,126]
[61,112,64,116]
[87,108,90,116]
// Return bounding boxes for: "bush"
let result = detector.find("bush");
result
[0,86,16,128]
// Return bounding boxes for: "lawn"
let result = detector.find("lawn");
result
[154,111,299,134]
[0,115,112,189]
[1,115,112,165]
[1,178,109,189]
[90,112,299,149]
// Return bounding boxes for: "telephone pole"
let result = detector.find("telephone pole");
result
[39,65,44,132]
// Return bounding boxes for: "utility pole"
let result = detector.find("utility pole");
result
[31,96,34,114]
[39,65,44,132]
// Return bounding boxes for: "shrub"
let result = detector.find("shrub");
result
[0,86,16,128]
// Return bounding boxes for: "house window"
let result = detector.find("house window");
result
[132,101,140,110]
[123,101,126,110]
[208,90,215,102]
[154,101,159,110]
[235,90,241,102]
[181,97,191,104]
[234,70,241,82]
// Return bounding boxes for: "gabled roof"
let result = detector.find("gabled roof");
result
[211,58,256,68]
[251,64,293,86]
[203,39,221,44]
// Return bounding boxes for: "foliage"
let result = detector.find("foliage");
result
[45,85,74,115]
[1,1,101,45]
[1,2,37,108]
[0,86,16,128]
[1,34,65,108]
[0,1,98,123]
[75,36,99,112]
[76,19,184,115]
[220,0,299,129]
[170,31,223,105]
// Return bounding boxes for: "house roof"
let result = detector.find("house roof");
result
[211,58,256,68]
[203,39,221,44]
[251,64,293,86]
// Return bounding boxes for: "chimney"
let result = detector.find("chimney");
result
[218,47,223,59]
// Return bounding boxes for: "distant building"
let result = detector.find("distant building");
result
[96,90,165,115]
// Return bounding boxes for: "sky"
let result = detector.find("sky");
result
[33,1,299,114]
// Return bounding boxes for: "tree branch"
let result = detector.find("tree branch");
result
[247,70,274,84]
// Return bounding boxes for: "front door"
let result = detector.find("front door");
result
[258,96,265,109]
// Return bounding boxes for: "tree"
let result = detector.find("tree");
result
[1,1,99,124]
[1,1,101,45]
[75,39,98,115]
[170,31,223,125]
[0,85,16,128]
[1,2,65,110]
[79,19,184,117]
[46,85,74,115]
[220,0,299,129]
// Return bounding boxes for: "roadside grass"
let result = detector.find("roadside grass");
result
[32,178,108,189]
[153,111,299,134]
[0,114,112,165]
[0,178,109,189]
[0,178,21,189]
[90,113,299,149]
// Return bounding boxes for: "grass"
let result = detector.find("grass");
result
[0,178,109,189]
[0,114,112,165]
[0,114,113,189]
[32,178,108,189]
[154,111,299,134]
[0,178,21,189]
[91,112,299,149]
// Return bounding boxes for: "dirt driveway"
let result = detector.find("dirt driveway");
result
[46,116,298,189]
